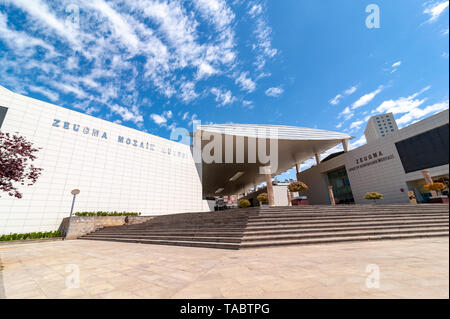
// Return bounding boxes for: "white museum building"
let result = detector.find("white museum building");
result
[0,86,448,235]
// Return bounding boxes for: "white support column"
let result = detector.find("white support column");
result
[421,169,433,184]
[295,162,301,181]
[315,153,321,165]
[328,186,336,206]
[421,169,436,197]
[263,166,275,207]
[342,139,349,152]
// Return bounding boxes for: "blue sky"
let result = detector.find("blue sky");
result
[0,0,449,180]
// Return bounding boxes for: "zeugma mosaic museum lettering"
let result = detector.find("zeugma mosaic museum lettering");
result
[51,119,188,160]
[347,150,395,172]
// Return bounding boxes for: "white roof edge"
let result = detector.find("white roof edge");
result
[196,124,352,141]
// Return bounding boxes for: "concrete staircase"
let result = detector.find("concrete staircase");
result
[79,204,449,249]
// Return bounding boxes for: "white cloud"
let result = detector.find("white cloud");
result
[150,113,168,126]
[193,0,235,30]
[329,94,343,105]
[370,86,448,127]
[249,4,263,18]
[338,106,354,121]
[265,86,284,97]
[351,86,383,109]
[28,85,59,102]
[396,100,449,127]
[7,0,83,46]
[0,12,54,54]
[242,100,254,109]
[349,120,364,130]
[248,1,278,71]
[329,85,358,105]
[344,86,358,95]
[180,81,199,103]
[211,88,236,105]
[350,135,367,149]
[373,86,430,114]
[49,82,88,99]
[86,0,140,51]
[0,0,283,130]
[164,110,173,119]
[424,1,449,23]
[235,72,256,93]
[110,104,143,124]
[390,61,402,73]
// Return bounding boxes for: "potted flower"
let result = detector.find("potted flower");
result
[288,181,308,193]
[424,183,448,203]
[257,193,269,206]
[364,192,383,204]
[288,181,309,205]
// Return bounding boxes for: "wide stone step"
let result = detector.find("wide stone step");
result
[78,204,449,250]
[240,232,450,249]
[246,219,449,231]
[248,212,449,222]
[91,230,245,237]
[82,225,448,243]
[257,207,448,213]
[81,234,242,243]
[119,215,449,230]
[95,219,449,234]
[244,223,449,236]
[92,222,449,237]
[241,227,449,242]
[246,216,449,227]
[78,237,241,250]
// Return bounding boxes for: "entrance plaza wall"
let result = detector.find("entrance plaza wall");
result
[300,110,449,205]
[0,87,209,235]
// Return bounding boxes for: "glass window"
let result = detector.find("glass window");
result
[395,124,449,173]
[0,106,8,129]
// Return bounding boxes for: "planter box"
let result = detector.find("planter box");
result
[291,199,309,206]
[429,197,449,204]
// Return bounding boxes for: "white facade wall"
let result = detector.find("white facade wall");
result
[300,110,449,205]
[0,88,209,235]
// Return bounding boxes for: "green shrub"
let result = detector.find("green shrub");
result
[257,193,268,204]
[364,192,383,202]
[238,200,251,208]
[0,230,61,242]
[288,181,308,192]
[74,211,142,217]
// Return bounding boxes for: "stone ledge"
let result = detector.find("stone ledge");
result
[60,216,153,239]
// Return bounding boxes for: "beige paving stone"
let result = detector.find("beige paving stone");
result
[84,282,116,295]
[0,238,448,299]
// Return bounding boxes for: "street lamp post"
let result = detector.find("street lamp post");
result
[65,189,80,240]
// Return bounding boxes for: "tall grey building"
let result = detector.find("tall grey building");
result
[364,113,399,143]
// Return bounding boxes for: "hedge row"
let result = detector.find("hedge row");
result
[0,231,62,242]
[74,211,142,217]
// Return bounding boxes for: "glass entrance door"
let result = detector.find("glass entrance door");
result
[327,167,355,204]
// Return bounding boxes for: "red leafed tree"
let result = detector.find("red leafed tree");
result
[0,132,43,198]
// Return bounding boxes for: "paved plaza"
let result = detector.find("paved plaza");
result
[0,238,448,299]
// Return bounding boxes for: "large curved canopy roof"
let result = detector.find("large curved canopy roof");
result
[195,124,352,196]
[196,124,351,140]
